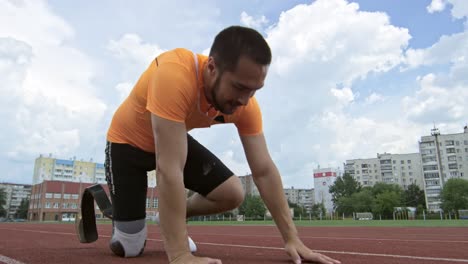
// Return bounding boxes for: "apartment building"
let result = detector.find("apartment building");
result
[33,154,105,185]
[418,126,468,212]
[344,152,424,190]
[283,187,314,213]
[0,183,32,219]
[239,174,260,196]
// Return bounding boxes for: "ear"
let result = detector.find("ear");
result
[207,57,217,76]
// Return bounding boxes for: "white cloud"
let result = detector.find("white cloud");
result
[253,0,411,181]
[0,0,107,183]
[108,34,165,66]
[402,73,467,124]
[115,82,133,100]
[404,32,468,68]
[240,11,269,32]
[427,0,468,19]
[365,93,385,105]
[427,0,447,13]
[266,0,410,83]
[331,87,355,107]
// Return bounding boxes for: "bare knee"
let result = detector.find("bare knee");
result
[208,175,245,210]
[226,179,244,209]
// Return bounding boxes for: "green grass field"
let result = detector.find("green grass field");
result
[186,219,468,227]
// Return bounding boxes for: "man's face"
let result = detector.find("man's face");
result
[209,56,268,115]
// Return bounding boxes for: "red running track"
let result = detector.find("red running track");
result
[0,223,467,264]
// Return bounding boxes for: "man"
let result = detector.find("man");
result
[105,25,341,264]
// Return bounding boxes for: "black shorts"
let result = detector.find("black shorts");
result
[104,134,234,221]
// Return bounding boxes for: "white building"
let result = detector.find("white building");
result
[283,187,314,213]
[313,167,339,214]
[345,153,424,190]
[239,174,260,196]
[0,183,32,219]
[418,126,468,212]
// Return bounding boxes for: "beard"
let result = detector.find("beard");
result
[210,75,235,115]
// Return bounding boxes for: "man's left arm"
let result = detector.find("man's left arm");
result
[240,133,341,264]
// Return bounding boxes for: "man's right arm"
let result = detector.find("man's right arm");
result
[151,114,190,261]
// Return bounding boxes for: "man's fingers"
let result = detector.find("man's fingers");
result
[285,247,302,264]
[303,251,340,264]
[206,257,222,264]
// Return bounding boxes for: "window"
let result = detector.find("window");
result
[456,141,460,146]
[393,160,396,164]
[45,202,51,208]
[408,166,412,170]
[402,172,406,177]
[401,166,405,170]
[409,172,413,176]
[423,165,437,171]
[407,160,411,164]
[72,194,79,199]
[64,194,71,199]
[401,160,404,164]
[53,193,61,199]
[45,193,53,199]
[153,198,158,208]
[53,203,59,208]
[62,203,68,209]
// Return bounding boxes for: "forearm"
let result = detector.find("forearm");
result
[157,170,190,261]
[254,166,298,242]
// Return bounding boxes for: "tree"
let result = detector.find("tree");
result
[238,195,266,219]
[287,201,307,218]
[335,187,374,216]
[310,202,326,219]
[372,190,402,219]
[372,182,403,197]
[441,179,468,217]
[0,188,6,217]
[329,173,361,206]
[17,198,29,219]
[403,184,426,209]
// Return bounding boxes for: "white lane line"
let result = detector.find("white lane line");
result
[0,255,26,264]
[2,228,468,263]
[185,232,468,244]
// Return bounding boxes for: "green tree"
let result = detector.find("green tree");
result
[310,202,326,219]
[336,187,374,216]
[329,173,361,207]
[0,188,6,217]
[403,184,426,209]
[372,190,402,219]
[351,188,374,213]
[441,178,468,217]
[238,195,266,219]
[17,198,29,219]
[372,182,403,197]
[287,201,307,218]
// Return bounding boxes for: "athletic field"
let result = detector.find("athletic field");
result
[1,220,467,263]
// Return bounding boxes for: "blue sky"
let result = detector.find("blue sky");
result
[1,0,467,188]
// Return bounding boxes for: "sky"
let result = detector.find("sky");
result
[1,0,467,189]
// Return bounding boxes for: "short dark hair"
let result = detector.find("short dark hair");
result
[209,26,272,72]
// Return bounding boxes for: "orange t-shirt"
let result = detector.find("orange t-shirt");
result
[107,48,263,153]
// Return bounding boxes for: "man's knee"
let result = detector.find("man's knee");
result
[109,220,147,258]
[224,176,245,209]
